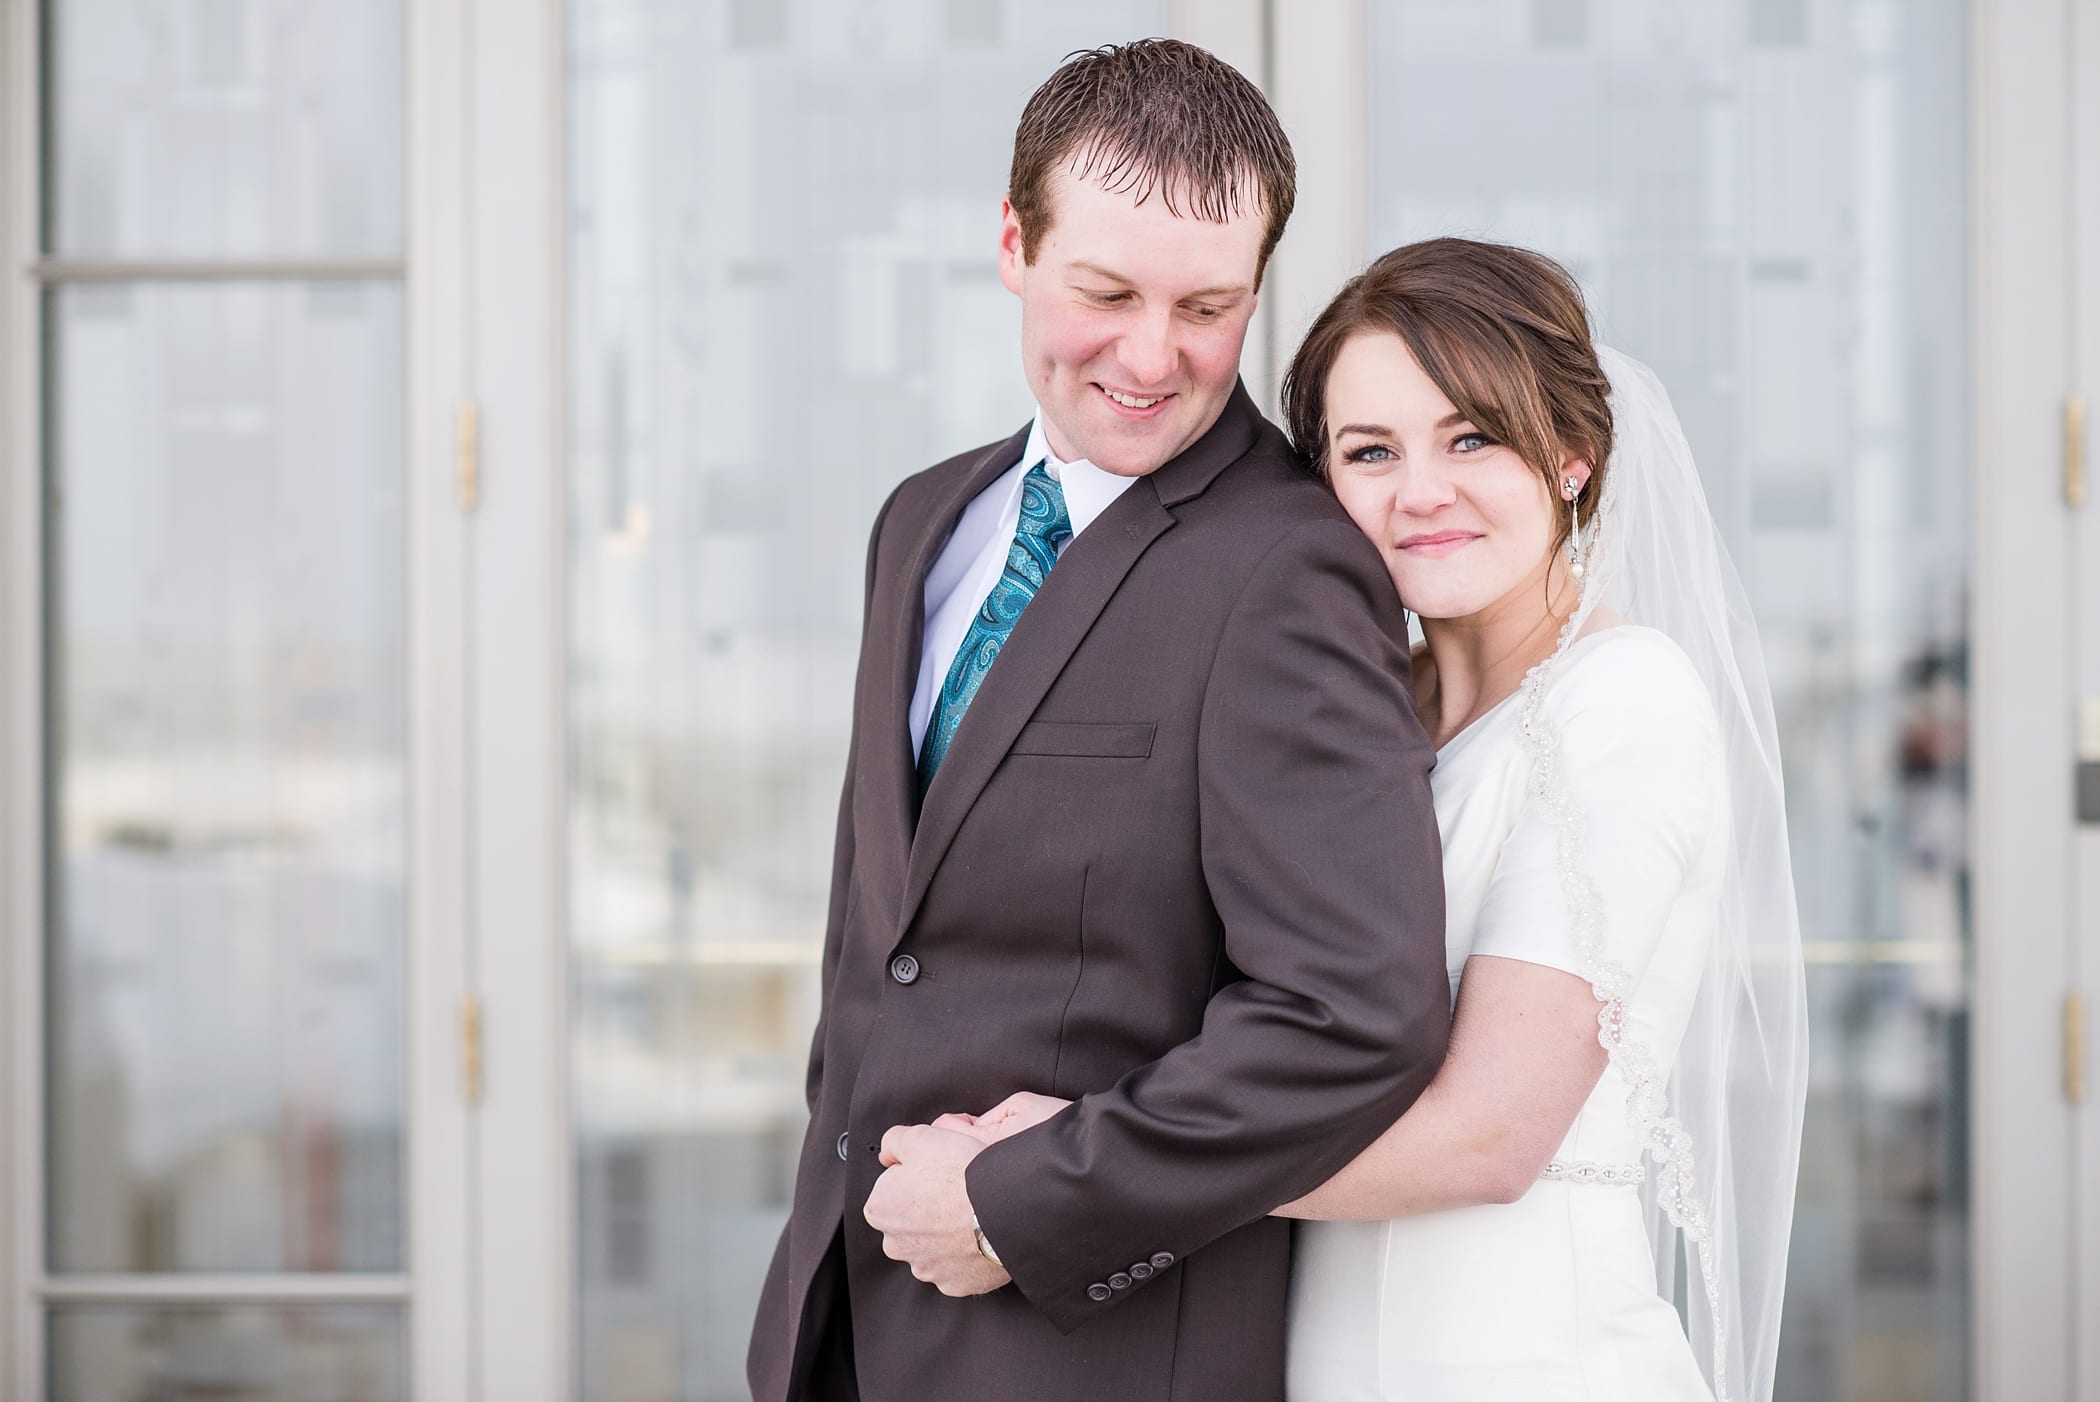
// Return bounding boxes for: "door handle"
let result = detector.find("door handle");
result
[2079,699,2100,824]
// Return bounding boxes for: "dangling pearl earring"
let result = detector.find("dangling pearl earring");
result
[1562,476,1585,579]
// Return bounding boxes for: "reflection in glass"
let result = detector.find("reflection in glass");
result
[48,1304,406,1402]
[1360,3,1971,1399]
[43,0,404,258]
[566,4,1166,1397]
[45,282,407,1273]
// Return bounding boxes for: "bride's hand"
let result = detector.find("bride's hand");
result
[929,1091,1074,1147]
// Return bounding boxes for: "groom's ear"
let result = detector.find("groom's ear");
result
[998,198,1028,296]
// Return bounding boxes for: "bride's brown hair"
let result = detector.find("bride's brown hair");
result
[1281,237,1614,559]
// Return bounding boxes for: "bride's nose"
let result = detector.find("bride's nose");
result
[1393,459,1457,515]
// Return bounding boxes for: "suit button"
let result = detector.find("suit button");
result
[1128,1261,1154,1281]
[1086,1283,1112,1302]
[1108,1272,1133,1291]
[836,1132,851,1161]
[889,954,920,985]
[1149,1251,1175,1270]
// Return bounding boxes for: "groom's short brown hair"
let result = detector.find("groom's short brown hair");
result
[1008,39,1296,284]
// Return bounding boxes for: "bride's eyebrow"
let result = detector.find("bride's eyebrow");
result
[1332,412,1474,439]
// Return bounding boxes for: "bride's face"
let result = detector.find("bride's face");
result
[1323,331,1583,624]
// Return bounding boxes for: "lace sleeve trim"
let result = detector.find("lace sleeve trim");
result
[1515,608,1731,1401]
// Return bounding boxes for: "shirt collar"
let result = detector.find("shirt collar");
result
[1022,409,1139,539]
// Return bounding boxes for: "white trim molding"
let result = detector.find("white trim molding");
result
[30,257,405,282]
[3,0,42,1394]
[36,1274,411,1305]
[405,0,476,1396]
[2071,0,2100,1388]
[454,1,573,1398]
[1970,0,2079,1398]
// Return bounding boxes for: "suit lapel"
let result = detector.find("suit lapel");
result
[859,425,1030,924]
[896,479,1175,942]
[893,383,1264,943]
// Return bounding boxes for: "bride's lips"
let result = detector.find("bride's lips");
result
[1094,383,1174,419]
[1397,530,1481,556]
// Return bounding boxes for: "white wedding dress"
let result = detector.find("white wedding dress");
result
[1287,624,1726,1402]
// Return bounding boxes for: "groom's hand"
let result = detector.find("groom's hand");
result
[864,1124,1011,1297]
[954,1091,1072,1143]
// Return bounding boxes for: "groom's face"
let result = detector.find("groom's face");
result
[999,164,1266,477]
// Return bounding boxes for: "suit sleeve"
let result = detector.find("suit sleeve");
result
[803,483,904,1111]
[966,516,1451,1331]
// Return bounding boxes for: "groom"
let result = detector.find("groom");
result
[748,39,1448,1402]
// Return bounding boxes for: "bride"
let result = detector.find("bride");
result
[1270,236,1807,1401]
[946,238,1808,1402]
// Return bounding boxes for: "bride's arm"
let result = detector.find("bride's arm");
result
[1272,954,1605,1220]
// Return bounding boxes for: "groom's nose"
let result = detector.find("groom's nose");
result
[1114,310,1177,389]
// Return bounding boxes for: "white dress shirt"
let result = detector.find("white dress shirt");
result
[909,412,1138,757]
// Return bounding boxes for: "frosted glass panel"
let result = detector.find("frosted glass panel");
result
[566,4,1167,1398]
[45,281,407,1274]
[44,0,404,258]
[1361,3,1971,1400]
[49,1304,406,1402]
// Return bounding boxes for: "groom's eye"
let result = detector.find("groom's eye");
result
[1084,289,1131,306]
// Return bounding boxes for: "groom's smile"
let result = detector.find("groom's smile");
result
[1096,383,1173,415]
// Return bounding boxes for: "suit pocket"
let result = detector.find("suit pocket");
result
[1009,721,1156,758]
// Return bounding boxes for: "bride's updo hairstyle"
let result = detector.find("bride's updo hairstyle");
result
[1282,237,1615,562]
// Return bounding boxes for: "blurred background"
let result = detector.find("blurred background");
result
[2,1,2096,1400]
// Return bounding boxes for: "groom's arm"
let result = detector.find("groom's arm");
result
[963,515,1450,1332]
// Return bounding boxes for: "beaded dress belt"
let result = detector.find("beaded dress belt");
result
[1540,1158,1646,1186]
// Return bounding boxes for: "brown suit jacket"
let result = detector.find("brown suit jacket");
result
[748,385,1449,1402]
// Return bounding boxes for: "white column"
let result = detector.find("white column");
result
[1170,0,1277,411]
[1262,0,1366,418]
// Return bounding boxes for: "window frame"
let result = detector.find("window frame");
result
[3,2,432,1397]
[5,0,43,1393]
[1970,0,2086,1396]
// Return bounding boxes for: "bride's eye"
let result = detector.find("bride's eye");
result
[1451,432,1497,454]
[1343,443,1395,465]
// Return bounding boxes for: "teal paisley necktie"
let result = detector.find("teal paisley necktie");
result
[917,462,1073,789]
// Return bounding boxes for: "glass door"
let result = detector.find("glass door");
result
[1269,4,1975,1398]
[560,5,1199,1398]
[22,0,412,1397]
